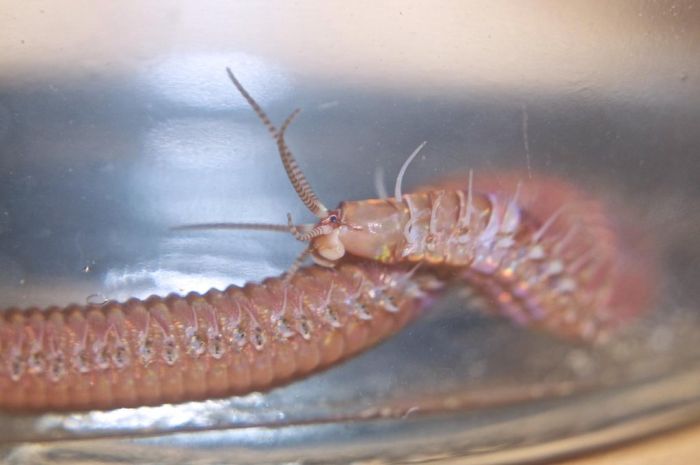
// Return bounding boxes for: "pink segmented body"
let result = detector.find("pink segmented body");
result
[214,71,653,341]
[0,262,439,411]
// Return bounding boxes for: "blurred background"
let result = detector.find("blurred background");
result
[0,1,699,464]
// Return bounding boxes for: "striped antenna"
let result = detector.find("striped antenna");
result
[277,109,329,217]
[226,68,328,218]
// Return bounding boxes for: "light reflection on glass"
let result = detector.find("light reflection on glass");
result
[132,117,297,227]
[115,104,306,297]
[36,393,275,436]
[103,267,233,298]
[143,52,290,110]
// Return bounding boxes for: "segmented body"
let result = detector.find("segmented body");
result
[0,261,439,411]
[213,70,653,341]
[336,173,654,341]
[454,174,653,339]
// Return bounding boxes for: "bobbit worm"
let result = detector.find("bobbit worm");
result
[0,70,655,411]
[187,70,656,341]
[0,262,441,411]
[288,174,653,341]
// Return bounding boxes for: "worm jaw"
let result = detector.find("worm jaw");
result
[311,229,346,264]
[288,208,355,266]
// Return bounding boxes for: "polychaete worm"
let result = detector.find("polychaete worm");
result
[184,69,655,342]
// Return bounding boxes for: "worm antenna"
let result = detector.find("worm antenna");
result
[283,248,312,283]
[171,222,292,233]
[287,213,331,241]
[227,68,328,218]
[374,166,388,199]
[226,68,278,138]
[394,141,428,201]
[277,109,329,217]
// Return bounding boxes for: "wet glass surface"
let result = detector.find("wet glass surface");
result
[1,2,700,464]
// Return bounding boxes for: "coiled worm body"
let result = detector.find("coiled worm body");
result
[313,188,630,340]
[219,70,655,342]
[419,173,654,340]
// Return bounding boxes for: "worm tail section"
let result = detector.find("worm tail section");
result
[0,262,439,412]
[409,173,656,341]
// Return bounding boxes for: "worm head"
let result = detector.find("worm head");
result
[334,200,405,264]
[289,209,349,265]
[308,210,350,265]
